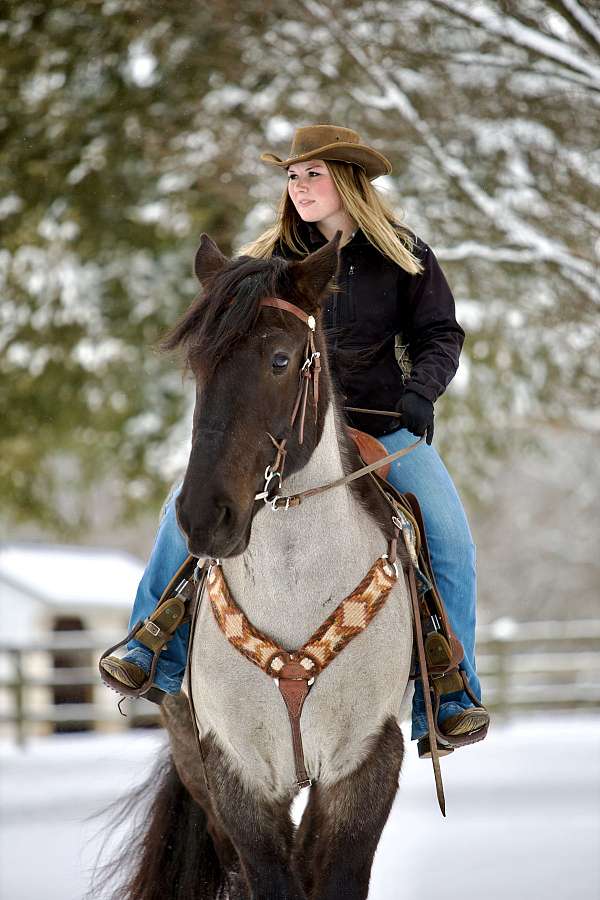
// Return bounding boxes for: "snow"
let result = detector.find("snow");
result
[125,42,158,88]
[1,714,598,899]
[0,194,24,219]
[265,116,295,144]
[0,543,144,610]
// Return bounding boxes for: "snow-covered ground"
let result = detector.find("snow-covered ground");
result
[1,714,599,899]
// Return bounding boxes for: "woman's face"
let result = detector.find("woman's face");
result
[286,159,343,223]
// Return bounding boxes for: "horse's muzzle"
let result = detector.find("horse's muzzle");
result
[175,491,252,559]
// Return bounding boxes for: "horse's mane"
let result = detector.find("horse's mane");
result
[161,254,291,376]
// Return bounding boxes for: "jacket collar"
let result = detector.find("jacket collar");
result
[301,220,366,249]
[305,221,327,246]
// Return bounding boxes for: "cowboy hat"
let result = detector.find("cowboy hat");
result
[260,124,392,180]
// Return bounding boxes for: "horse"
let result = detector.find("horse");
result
[108,232,414,900]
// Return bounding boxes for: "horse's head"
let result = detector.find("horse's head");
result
[166,232,341,558]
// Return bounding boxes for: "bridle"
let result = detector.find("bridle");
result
[253,296,424,512]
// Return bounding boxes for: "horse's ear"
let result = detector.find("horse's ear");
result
[288,231,342,305]
[194,233,229,284]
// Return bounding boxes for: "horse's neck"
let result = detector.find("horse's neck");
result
[221,406,387,642]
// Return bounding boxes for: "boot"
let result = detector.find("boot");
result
[442,706,489,737]
[99,654,166,705]
[100,656,166,705]
[99,591,190,704]
[100,656,147,690]
[417,706,489,759]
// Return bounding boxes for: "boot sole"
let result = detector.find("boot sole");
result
[99,665,166,706]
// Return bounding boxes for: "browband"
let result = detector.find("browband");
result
[260,297,315,331]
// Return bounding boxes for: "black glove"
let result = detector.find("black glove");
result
[395,391,434,445]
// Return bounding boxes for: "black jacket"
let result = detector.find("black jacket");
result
[276,222,464,437]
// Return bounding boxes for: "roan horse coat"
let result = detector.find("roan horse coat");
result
[104,233,414,900]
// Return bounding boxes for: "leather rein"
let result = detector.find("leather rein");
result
[254,297,424,511]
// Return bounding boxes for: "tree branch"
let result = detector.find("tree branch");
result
[436,242,558,265]
[552,0,600,51]
[447,49,600,93]
[428,0,600,84]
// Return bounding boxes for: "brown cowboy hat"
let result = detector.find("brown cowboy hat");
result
[260,124,392,181]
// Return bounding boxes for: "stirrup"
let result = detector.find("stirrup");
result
[99,634,160,699]
[99,655,166,705]
[99,595,188,699]
[99,555,199,699]
[417,735,454,760]
[424,671,490,754]
[417,712,489,758]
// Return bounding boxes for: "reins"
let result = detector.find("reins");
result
[263,435,425,510]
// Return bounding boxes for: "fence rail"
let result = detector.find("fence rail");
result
[1,619,599,744]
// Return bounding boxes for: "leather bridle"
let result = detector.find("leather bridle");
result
[254,297,424,512]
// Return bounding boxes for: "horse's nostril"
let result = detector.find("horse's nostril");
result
[175,496,190,537]
[216,498,235,529]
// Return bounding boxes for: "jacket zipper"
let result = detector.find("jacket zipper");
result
[347,263,355,322]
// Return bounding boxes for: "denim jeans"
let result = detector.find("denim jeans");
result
[125,428,482,739]
[126,485,190,694]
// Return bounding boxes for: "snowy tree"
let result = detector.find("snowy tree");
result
[2,0,598,531]
[1,1,269,528]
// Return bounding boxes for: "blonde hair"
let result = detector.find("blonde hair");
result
[238,160,424,275]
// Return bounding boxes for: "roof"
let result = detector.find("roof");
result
[0,542,145,610]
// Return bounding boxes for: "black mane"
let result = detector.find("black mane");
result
[161,254,291,375]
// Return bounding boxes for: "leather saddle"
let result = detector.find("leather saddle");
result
[346,427,392,481]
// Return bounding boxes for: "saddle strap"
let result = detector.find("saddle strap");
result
[403,492,464,669]
[406,562,446,816]
[186,563,213,792]
[276,657,314,788]
[370,477,465,677]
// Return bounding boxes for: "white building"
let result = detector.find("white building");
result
[0,543,154,739]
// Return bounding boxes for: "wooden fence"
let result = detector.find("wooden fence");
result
[1,619,599,745]
[476,618,600,713]
[0,631,161,746]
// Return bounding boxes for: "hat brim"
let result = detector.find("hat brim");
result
[260,141,392,180]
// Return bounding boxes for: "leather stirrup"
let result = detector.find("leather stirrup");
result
[99,555,198,699]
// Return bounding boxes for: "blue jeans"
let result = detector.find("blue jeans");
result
[126,486,190,694]
[126,429,482,739]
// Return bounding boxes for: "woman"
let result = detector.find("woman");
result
[101,125,488,752]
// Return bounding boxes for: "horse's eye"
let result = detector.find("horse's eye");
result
[272,352,289,370]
